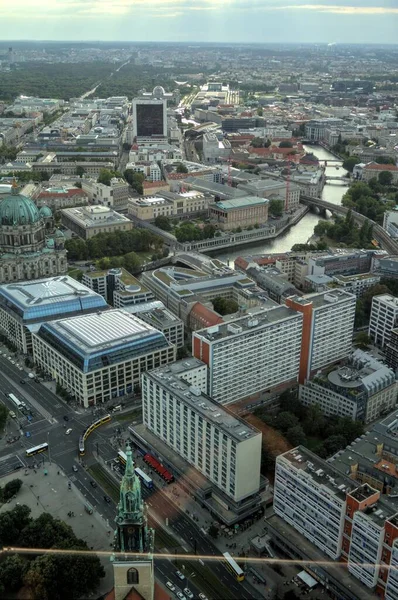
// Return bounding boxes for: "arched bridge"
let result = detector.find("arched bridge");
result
[300,195,398,255]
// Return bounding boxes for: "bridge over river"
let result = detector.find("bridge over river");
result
[301,195,398,255]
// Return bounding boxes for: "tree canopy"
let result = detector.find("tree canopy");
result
[65,229,163,261]
[212,296,239,316]
[269,198,284,217]
[174,221,216,243]
[314,210,373,248]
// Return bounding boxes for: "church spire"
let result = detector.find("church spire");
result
[112,443,154,557]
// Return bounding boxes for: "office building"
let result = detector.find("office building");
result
[247,265,300,304]
[202,132,231,163]
[299,349,397,423]
[82,268,154,308]
[286,290,356,383]
[82,177,130,209]
[60,205,132,239]
[271,446,398,599]
[372,255,398,279]
[369,294,398,348]
[123,301,184,348]
[0,276,108,354]
[386,328,398,373]
[193,307,303,405]
[0,183,67,284]
[331,272,381,298]
[32,309,176,407]
[142,359,262,507]
[309,249,378,277]
[383,208,398,239]
[209,196,269,231]
[133,87,167,139]
[128,190,211,221]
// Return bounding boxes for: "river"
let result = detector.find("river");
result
[214,144,349,264]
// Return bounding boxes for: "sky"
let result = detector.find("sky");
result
[1,0,398,45]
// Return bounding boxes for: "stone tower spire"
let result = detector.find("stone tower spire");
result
[111,444,155,600]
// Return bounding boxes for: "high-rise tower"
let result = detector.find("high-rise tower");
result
[111,444,155,600]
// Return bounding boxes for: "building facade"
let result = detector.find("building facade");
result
[32,309,176,407]
[61,205,132,239]
[132,89,167,138]
[286,290,356,383]
[123,300,184,348]
[369,294,398,349]
[0,276,108,354]
[82,268,154,308]
[193,307,303,405]
[209,196,269,231]
[142,362,262,504]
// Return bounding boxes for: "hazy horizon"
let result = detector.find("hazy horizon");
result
[1,0,398,45]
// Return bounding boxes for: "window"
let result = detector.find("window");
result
[127,567,139,584]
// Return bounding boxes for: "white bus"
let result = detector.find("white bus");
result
[223,552,245,582]
[8,393,22,410]
[134,467,153,489]
[26,442,48,457]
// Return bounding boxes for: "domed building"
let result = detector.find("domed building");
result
[0,182,67,284]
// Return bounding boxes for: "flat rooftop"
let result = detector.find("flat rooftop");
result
[289,289,355,309]
[281,446,356,501]
[212,196,269,211]
[194,305,301,342]
[333,272,379,282]
[147,363,260,442]
[0,276,107,322]
[61,205,130,227]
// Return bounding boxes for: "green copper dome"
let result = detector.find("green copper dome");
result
[0,185,40,226]
[39,205,53,218]
[54,228,65,239]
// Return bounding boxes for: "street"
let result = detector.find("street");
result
[0,351,263,600]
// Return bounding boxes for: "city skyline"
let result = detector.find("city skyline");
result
[1,0,398,44]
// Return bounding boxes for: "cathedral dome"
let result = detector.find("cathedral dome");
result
[54,228,65,239]
[0,185,40,226]
[39,205,53,218]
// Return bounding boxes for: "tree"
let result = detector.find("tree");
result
[279,140,293,148]
[123,252,142,274]
[98,168,114,186]
[75,166,86,177]
[286,424,306,446]
[323,434,348,457]
[0,504,32,546]
[212,296,238,316]
[257,107,263,116]
[0,554,28,592]
[208,524,219,539]
[176,162,188,174]
[0,403,8,431]
[378,170,393,186]
[176,346,189,360]
[275,411,299,433]
[154,215,172,231]
[124,169,145,194]
[251,137,264,148]
[375,156,395,165]
[342,156,360,173]
[2,478,22,501]
[355,331,372,349]
[269,198,284,217]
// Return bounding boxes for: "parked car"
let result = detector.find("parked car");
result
[184,588,194,599]
[199,594,208,600]
[65,428,72,435]
[175,570,185,581]
[176,593,187,600]
[9,411,16,419]
[72,465,78,472]
[90,481,97,488]
[103,495,111,503]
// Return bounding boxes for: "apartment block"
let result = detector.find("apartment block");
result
[193,307,303,405]
[273,446,398,599]
[142,361,262,504]
[369,294,398,349]
[299,349,397,423]
[332,272,381,298]
[286,290,356,383]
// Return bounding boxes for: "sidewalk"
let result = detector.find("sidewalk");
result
[0,463,114,599]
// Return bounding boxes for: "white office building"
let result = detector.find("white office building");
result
[32,309,176,407]
[369,294,398,348]
[193,307,303,405]
[142,361,262,503]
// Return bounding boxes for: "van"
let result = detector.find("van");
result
[84,503,93,514]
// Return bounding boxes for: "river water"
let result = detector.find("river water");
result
[214,145,348,264]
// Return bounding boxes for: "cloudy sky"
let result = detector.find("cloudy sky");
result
[1,0,398,44]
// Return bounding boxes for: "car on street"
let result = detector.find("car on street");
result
[175,570,185,581]
[20,379,26,384]
[199,595,208,600]
[176,593,187,600]
[72,465,78,472]
[63,415,69,421]
[65,428,72,435]
[166,582,175,592]
[9,411,16,419]
[103,495,111,503]
[90,481,97,488]
[183,588,194,599]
